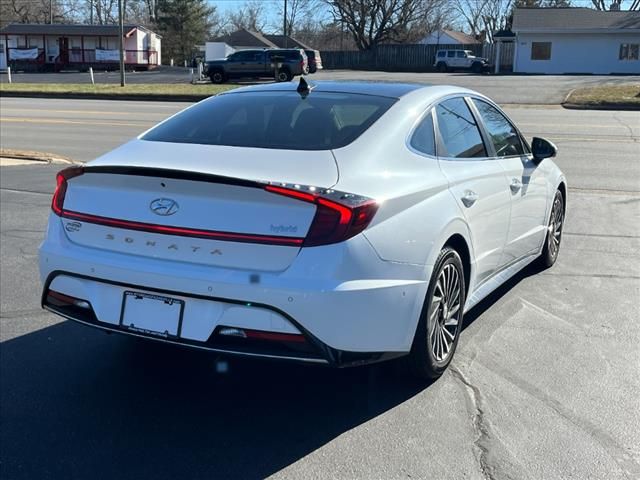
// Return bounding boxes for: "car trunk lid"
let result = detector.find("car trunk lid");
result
[58,143,339,272]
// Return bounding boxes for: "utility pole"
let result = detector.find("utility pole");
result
[49,0,53,23]
[118,0,125,86]
[90,0,93,24]
[283,0,287,48]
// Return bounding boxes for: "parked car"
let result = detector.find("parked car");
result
[434,49,490,73]
[304,49,323,73]
[204,48,307,83]
[40,81,565,380]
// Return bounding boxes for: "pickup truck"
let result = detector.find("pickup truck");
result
[205,49,308,83]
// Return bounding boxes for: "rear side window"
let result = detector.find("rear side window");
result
[437,51,445,58]
[142,92,397,150]
[410,111,436,156]
[435,98,486,158]
[447,51,455,58]
[472,99,525,157]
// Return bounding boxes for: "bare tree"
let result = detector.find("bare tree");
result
[271,0,322,36]
[455,0,514,42]
[326,0,443,50]
[592,0,639,9]
[225,0,268,33]
[1,0,83,24]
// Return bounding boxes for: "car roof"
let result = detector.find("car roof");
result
[221,80,430,99]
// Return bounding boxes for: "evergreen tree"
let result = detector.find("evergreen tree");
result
[156,0,215,64]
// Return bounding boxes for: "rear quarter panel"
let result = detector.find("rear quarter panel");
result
[332,86,476,269]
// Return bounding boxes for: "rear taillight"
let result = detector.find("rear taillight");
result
[265,185,378,247]
[51,166,84,215]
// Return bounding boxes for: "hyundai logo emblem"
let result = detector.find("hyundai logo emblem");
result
[150,198,179,216]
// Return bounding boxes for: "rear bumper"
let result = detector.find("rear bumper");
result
[39,214,430,362]
[42,271,404,367]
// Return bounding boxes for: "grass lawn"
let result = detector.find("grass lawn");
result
[0,83,238,98]
[564,84,640,109]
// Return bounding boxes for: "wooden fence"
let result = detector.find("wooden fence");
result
[320,43,514,73]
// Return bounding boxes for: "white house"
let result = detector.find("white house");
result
[0,23,161,71]
[420,30,480,46]
[512,8,640,74]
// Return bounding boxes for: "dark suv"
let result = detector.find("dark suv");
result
[205,49,308,83]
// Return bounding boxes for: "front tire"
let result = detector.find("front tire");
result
[404,247,466,380]
[538,189,564,268]
[471,62,482,73]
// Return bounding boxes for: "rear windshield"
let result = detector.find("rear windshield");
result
[141,91,397,150]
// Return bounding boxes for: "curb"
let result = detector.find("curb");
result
[0,91,210,102]
[561,102,640,111]
[0,149,75,164]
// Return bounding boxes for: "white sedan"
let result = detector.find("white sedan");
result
[39,80,566,379]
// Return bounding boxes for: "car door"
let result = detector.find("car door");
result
[456,50,467,68]
[434,97,512,284]
[446,50,456,68]
[469,98,550,264]
[227,51,254,76]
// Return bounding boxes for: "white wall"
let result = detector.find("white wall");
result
[205,42,235,61]
[515,32,640,74]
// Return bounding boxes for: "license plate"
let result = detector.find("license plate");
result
[121,291,184,338]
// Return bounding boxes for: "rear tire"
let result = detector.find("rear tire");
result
[276,68,292,82]
[538,189,564,268]
[209,70,225,84]
[436,62,448,73]
[404,247,466,380]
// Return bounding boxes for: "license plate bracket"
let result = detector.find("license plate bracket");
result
[120,291,184,338]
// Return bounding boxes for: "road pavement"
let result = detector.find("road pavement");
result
[1,97,639,480]
[2,68,639,104]
[2,96,639,191]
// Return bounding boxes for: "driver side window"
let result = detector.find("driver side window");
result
[472,99,525,157]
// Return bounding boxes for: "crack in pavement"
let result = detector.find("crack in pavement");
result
[476,355,640,480]
[449,366,499,480]
[612,113,640,144]
[540,272,640,280]
[563,232,640,239]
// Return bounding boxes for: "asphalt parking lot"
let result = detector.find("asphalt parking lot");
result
[2,67,639,104]
[1,97,639,479]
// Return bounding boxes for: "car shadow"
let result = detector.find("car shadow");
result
[462,259,546,331]
[0,320,429,480]
[1,260,547,480]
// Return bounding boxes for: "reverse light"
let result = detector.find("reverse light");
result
[51,166,84,215]
[265,185,378,247]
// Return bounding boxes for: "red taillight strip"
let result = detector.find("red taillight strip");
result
[47,290,78,304]
[59,210,304,246]
[244,329,307,343]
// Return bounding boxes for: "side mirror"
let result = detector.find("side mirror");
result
[531,137,557,163]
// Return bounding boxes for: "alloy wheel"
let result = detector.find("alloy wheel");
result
[429,263,462,362]
[548,194,564,259]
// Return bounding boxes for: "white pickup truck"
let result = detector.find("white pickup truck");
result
[434,49,490,73]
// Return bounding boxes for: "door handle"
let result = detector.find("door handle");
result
[510,178,523,193]
[461,190,478,207]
